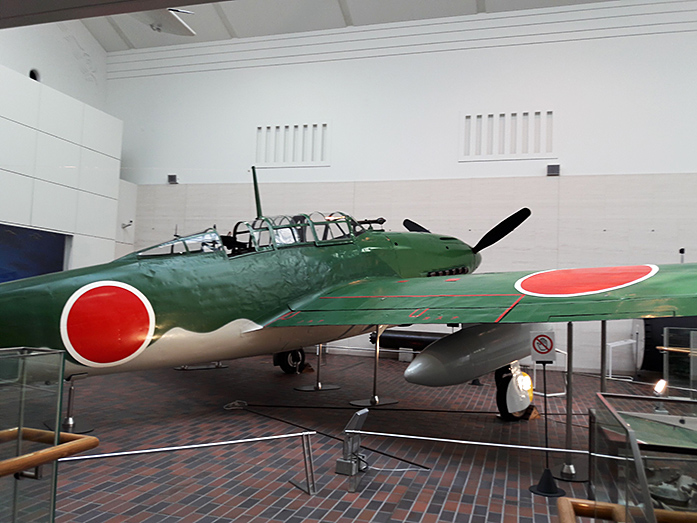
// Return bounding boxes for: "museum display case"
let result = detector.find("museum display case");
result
[0,347,64,523]
[589,392,697,523]
[658,327,697,399]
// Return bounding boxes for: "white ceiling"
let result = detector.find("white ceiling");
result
[1,0,619,53]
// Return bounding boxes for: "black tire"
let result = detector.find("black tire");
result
[278,349,306,374]
[494,365,526,422]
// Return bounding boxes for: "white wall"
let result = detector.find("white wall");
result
[0,63,126,269]
[135,174,697,271]
[107,0,697,186]
[0,21,108,110]
[115,180,139,258]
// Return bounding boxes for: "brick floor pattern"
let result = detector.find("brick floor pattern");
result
[54,354,652,522]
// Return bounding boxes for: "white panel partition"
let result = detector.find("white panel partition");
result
[79,148,121,198]
[0,171,33,225]
[83,104,124,159]
[75,192,118,239]
[69,235,118,269]
[37,87,84,144]
[0,62,125,269]
[0,118,37,177]
[35,133,81,187]
[31,180,78,232]
[0,72,40,128]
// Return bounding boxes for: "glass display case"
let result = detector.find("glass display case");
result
[0,347,64,523]
[590,392,697,523]
[659,326,697,399]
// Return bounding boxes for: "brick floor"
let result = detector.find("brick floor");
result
[54,353,652,522]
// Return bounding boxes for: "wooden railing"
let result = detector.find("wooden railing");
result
[557,497,697,523]
[656,346,692,354]
[0,427,99,478]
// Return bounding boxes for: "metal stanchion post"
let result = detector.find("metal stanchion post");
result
[295,344,340,392]
[562,322,575,477]
[554,322,587,482]
[290,433,315,495]
[300,433,316,495]
[50,375,93,434]
[600,320,607,393]
[351,326,397,407]
[62,380,76,432]
[530,361,565,498]
[663,328,670,396]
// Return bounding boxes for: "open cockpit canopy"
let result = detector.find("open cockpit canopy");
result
[223,212,366,255]
[137,229,223,257]
[136,212,367,258]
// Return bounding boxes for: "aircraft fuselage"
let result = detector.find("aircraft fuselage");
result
[0,221,480,377]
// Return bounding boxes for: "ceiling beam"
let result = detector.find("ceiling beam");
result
[0,0,213,29]
[337,0,354,27]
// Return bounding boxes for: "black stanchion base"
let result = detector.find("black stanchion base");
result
[44,419,94,435]
[350,397,398,407]
[174,363,228,371]
[552,458,589,483]
[295,383,340,392]
[529,468,566,497]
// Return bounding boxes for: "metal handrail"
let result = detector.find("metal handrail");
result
[58,431,317,495]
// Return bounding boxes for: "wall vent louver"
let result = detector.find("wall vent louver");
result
[459,110,555,162]
[255,123,329,168]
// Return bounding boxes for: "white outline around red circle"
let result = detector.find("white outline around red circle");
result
[60,281,156,368]
[514,264,659,298]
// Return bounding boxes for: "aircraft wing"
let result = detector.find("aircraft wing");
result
[266,264,697,327]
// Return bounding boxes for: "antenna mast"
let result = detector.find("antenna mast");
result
[252,166,263,218]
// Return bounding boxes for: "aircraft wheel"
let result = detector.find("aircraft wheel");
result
[278,349,306,374]
[494,364,532,422]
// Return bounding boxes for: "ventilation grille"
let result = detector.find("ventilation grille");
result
[459,110,555,162]
[255,123,329,168]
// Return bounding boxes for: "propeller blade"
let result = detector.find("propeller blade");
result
[472,208,531,253]
[403,219,430,233]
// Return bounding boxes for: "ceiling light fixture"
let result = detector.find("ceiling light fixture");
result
[131,8,196,36]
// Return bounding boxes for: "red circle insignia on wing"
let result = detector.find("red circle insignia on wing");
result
[60,281,155,367]
[515,265,658,297]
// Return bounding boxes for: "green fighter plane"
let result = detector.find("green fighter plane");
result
[3,178,697,419]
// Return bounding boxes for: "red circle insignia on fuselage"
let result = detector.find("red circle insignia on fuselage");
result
[60,281,155,367]
[515,265,658,297]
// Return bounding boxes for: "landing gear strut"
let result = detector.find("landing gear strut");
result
[274,348,306,374]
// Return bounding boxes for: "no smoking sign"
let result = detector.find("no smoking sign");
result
[531,331,556,363]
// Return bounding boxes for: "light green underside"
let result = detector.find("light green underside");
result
[267,263,697,327]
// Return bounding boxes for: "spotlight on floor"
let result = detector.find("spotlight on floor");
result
[654,379,669,414]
